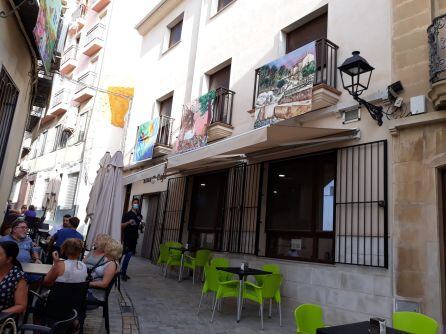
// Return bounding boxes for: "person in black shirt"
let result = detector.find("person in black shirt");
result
[120,198,141,281]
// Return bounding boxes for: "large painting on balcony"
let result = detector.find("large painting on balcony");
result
[33,0,62,73]
[175,90,216,153]
[254,41,316,128]
[134,118,160,162]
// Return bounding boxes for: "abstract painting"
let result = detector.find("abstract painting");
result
[134,118,160,162]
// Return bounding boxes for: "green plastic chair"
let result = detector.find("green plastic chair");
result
[156,244,169,274]
[255,264,281,318]
[164,241,182,278]
[207,266,239,323]
[244,274,283,329]
[294,304,325,334]
[197,265,221,315]
[393,311,438,334]
[184,249,212,285]
[210,258,233,282]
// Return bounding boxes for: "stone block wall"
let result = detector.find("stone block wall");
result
[392,121,446,325]
[217,252,394,325]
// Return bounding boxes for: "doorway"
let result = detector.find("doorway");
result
[141,193,162,260]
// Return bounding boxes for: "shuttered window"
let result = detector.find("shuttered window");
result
[209,65,231,91]
[0,67,19,172]
[286,13,327,54]
[61,173,79,209]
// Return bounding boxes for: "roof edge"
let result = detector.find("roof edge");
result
[134,0,182,36]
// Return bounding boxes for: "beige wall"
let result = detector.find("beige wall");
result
[391,0,446,326]
[0,1,33,221]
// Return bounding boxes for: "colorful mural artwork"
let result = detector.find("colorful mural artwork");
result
[175,90,216,154]
[254,41,316,129]
[134,118,160,162]
[33,0,62,73]
[108,87,134,128]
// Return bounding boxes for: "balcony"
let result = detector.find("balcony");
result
[73,72,96,102]
[82,23,106,56]
[59,45,79,74]
[68,4,87,34]
[208,87,235,142]
[311,38,341,110]
[25,106,44,132]
[91,0,111,12]
[153,115,174,157]
[428,15,446,110]
[50,89,71,116]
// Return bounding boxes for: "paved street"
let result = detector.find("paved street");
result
[119,256,296,334]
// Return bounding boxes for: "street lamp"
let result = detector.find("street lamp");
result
[338,51,384,126]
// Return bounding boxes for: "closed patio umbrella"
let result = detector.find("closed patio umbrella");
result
[42,172,62,214]
[86,151,124,248]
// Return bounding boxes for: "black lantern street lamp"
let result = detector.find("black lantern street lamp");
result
[338,51,384,126]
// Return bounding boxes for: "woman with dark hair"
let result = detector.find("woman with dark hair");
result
[0,241,27,314]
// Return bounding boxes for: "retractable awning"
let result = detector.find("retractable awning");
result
[122,162,166,185]
[167,123,357,170]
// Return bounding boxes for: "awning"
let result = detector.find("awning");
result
[122,162,166,185]
[167,123,357,170]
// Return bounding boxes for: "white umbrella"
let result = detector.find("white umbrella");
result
[85,152,111,225]
[85,151,124,247]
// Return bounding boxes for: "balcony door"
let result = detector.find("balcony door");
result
[158,96,173,146]
[209,65,231,124]
[286,12,327,53]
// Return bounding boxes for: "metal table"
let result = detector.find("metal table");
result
[21,262,52,276]
[316,321,408,334]
[168,247,194,282]
[217,267,271,322]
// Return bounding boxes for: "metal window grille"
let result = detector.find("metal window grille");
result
[147,191,167,263]
[221,163,263,255]
[335,140,388,268]
[0,67,19,173]
[160,177,188,244]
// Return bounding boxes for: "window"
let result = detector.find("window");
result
[77,112,88,142]
[38,131,48,156]
[168,19,182,48]
[265,151,336,263]
[53,125,62,151]
[286,12,327,53]
[188,171,228,250]
[54,125,70,150]
[0,67,19,171]
[159,96,173,117]
[60,173,79,210]
[217,0,234,11]
[209,64,231,91]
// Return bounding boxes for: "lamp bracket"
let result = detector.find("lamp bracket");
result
[353,95,384,126]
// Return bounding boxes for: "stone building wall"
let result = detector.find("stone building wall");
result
[392,0,446,326]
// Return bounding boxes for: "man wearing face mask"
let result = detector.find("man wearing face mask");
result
[120,198,141,281]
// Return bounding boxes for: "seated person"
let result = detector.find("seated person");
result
[89,239,122,302]
[48,214,70,238]
[23,205,36,219]
[0,219,42,283]
[0,241,28,314]
[0,213,19,236]
[44,238,87,286]
[83,234,110,270]
[49,217,83,255]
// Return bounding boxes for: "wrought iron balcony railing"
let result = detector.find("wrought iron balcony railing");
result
[25,107,44,132]
[428,14,446,84]
[85,23,106,46]
[61,45,79,65]
[156,115,174,147]
[314,38,338,88]
[75,71,96,93]
[52,89,71,107]
[211,87,235,125]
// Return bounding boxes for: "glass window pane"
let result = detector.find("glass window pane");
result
[189,171,227,229]
[317,238,334,261]
[169,20,182,47]
[267,234,313,259]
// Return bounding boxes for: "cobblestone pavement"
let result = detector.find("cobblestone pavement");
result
[119,256,296,334]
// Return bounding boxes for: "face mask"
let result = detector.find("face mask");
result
[132,204,139,210]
